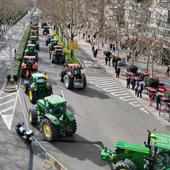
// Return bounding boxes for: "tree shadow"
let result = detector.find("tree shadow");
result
[71,86,110,99]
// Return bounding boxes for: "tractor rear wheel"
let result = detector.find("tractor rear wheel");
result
[66,120,77,136]
[64,75,73,89]
[29,108,38,125]
[46,84,53,96]
[83,76,87,89]
[28,89,38,104]
[41,118,59,141]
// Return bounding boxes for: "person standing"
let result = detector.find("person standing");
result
[155,93,161,110]
[166,66,170,76]
[105,56,108,65]
[116,67,120,78]
[134,82,139,96]
[112,55,115,67]
[131,77,136,90]
[137,83,143,98]
[110,43,113,51]
[126,76,131,89]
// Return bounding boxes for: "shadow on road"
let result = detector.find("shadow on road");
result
[50,134,110,168]
[72,86,110,99]
[28,145,33,170]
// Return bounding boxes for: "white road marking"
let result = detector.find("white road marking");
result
[119,96,135,101]
[0,92,16,100]
[140,108,150,114]
[105,88,125,92]
[1,106,13,113]
[0,99,15,106]
[129,101,141,107]
[111,91,129,97]
[96,82,120,87]
[103,86,122,91]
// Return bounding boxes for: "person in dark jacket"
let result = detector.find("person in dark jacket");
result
[155,93,161,110]
[126,76,131,89]
[116,67,120,78]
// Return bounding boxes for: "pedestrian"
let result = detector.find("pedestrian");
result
[126,76,131,89]
[105,56,108,65]
[134,81,139,96]
[108,55,111,65]
[112,55,115,67]
[155,93,161,110]
[116,67,120,78]
[83,33,85,39]
[165,66,170,76]
[93,49,98,58]
[110,43,113,51]
[137,83,143,98]
[112,44,115,52]
[131,77,136,90]
[92,46,94,51]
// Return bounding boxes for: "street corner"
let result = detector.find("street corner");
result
[2,79,17,93]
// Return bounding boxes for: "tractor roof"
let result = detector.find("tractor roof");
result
[151,132,170,150]
[30,36,38,39]
[114,141,149,154]
[24,55,36,59]
[28,44,36,47]
[54,45,62,49]
[68,64,80,68]
[44,95,66,105]
[31,72,45,79]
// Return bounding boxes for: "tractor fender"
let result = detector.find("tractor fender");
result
[44,114,60,126]
[64,111,75,122]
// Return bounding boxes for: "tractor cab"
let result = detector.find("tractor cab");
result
[68,64,81,76]
[30,26,39,36]
[29,36,39,50]
[44,95,67,115]
[25,44,38,59]
[23,56,37,68]
[49,39,58,52]
[45,33,54,46]
[144,131,170,170]
[43,26,50,35]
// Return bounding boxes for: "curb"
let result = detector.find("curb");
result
[2,79,17,93]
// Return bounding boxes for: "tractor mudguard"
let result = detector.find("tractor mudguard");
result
[64,111,75,122]
[101,147,116,162]
[44,114,60,126]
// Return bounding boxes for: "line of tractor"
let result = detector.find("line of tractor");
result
[19,15,170,170]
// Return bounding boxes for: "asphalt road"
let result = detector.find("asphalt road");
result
[14,29,170,170]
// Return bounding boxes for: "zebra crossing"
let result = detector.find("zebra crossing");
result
[87,76,149,114]
[0,90,17,129]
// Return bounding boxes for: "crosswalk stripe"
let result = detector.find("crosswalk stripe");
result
[0,99,15,106]
[103,86,122,91]
[87,78,112,81]
[96,83,120,88]
[88,80,114,84]
[129,101,141,107]
[105,88,125,92]
[119,96,135,101]
[0,92,16,100]
[111,91,129,96]
[1,106,13,113]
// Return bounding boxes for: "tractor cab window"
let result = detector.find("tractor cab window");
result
[52,103,66,114]
[154,148,170,169]
[72,68,81,75]
[36,77,45,83]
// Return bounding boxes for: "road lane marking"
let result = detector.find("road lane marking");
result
[129,101,141,107]
[96,82,120,87]
[140,108,149,114]
[1,106,13,113]
[103,86,122,90]
[0,99,15,106]
[111,91,129,96]
[0,92,16,100]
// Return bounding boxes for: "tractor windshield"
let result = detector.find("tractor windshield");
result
[72,68,81,75]
[154,148,170,169]
[52,103,66,114]
[36,77,45,83]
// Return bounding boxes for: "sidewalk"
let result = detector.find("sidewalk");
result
[78,39,170,126]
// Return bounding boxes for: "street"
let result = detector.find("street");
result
[0,12,170,170]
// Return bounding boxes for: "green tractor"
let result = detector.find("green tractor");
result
[29,95,77,141]
[100,130,170,170]
[23,72,52,104]
[43,25,50,35]
[28,36,39,50]
[25,44,38,60]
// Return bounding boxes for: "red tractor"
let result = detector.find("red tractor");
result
[21,56,38,79]
[60,64,86,89]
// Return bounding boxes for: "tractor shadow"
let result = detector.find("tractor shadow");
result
[72,86,110,99]
[51,134,110,168]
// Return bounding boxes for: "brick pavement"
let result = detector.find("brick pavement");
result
[78,39,170,126]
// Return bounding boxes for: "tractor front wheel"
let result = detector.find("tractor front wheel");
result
[28,89,38,104]
[64,75,73,89]
[29,108,38,125]
[46,84,53,96]
[66,120,77,136]
[114,159,136,170]
[41,118,59,141]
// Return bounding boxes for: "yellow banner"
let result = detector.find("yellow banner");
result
[68,40,78,50]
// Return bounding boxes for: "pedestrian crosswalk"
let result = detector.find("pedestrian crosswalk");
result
[87,76,149,114]
[0,91,17,129]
